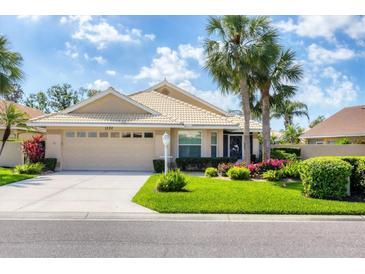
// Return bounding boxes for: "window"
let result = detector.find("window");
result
[144,132,154,138]
[178,130,202,157]
[122,132,131,138]
[211,132,217,158]
[133,132,142,138]
[65,132,75,138]
[77,131,86,138]
[110,132,120,138]
[99,132,109,138]
[88,132,97,138]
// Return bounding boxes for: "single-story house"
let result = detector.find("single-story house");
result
[0,100,45,140]
[29,80,262,171]
[301,105,365,144]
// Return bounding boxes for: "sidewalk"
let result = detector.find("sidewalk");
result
[0,212,364,221]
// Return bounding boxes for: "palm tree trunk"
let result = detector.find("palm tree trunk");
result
[261,87,271,161]
[284,115,290,130]
[240,79,251,164]
[0,126,10,156]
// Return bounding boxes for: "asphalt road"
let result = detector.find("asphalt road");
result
[0,219,365,257]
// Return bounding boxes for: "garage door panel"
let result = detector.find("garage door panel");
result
[63,138,154,171]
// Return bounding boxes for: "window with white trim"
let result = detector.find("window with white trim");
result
[77,131,86,138]
[122,132,131,138]
[178,130,202,157]
[110,132,120,138]
[65,131,75,138]
[99,132,109,138]
[144,132,154,138]
[133,132,142,138]
[211,132,217,158]
[88,132,97,138]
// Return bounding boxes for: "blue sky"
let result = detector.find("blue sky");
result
[0,15,364,130]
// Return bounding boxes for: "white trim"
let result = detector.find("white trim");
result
[61,87,159,115]
[135,80,229,116]
[302,133,365,139]
[210,131,218,158]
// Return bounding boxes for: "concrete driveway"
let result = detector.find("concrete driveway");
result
[0,171,153,213]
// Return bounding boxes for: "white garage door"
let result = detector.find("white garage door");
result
[62,131,155,171]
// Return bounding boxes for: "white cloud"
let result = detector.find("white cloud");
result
[64,42,79,59]
[178,44,205,66]
[275,16,353,40]
[344,16,365,39]
[92,56,106,64]
[106,70,116,76]
[61,16,156,49]
[134,47,198,82]
[296,66,358,108]
[177,80,239,111]
[87,79,111,90]
[17,15,41,22]
[307,44,355,65]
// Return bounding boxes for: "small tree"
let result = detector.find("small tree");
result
[22,135,45,163]
[281,124,304,144]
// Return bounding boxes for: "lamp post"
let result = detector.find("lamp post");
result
[162,132,170,175]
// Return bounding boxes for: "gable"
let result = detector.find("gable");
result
[72,93,149,114]
[150,82,227,115]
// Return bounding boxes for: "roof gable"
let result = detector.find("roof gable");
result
[136,80,228,116]
[63,88,159,115]
[0,100,44,118]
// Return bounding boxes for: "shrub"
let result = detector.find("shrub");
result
[21,135,45,163]
[176,157,237,171]
[39,158,57,171]
[300,158,352,199]
[281,161,301,179]
[272,147,301,157]
[340,157,365,193]
[217,162,234,177]
[263,170,283,181]
[156,169,187,192]
[153,159,165,173]
[227,167,250,180]
[248,159,287,176]
[336,138,351,144]
[14,162,45,175]
[205,167,218,177]
[270,149,297,161]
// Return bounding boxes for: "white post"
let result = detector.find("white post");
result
[162,132,170,175]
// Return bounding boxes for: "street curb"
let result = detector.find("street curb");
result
[0,212,364,222]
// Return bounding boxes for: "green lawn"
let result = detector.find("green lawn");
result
[133,175,365,214]
[0,168,35,186]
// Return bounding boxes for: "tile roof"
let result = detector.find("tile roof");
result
[301,105,365,138]
[0,100,44,119]
[227,115,262,131]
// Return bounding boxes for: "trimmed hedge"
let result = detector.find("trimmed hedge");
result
[39,158,57,171]
[270,149,298,160]
[153,159,165,173]
[176,157,238,171]
[272,147,301,157]
[300,158,352,199]
[227,167,250,180]
[205,167,218,178]
[156,169,187,192]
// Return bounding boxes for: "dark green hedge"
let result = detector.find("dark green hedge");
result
[153,159,165,173]
[39,158,57,171]
[270,149,298,160]
[176,157,238,171]
[272,147,301,157]
[300,158,352,199]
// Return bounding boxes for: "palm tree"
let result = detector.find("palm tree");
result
[309,115,325,128]
[272,99,309,130]
[0,36,24,97]
[281,124,304,144]
[253,47,303,160]
[204,16,277,163]
[0,102,29,156]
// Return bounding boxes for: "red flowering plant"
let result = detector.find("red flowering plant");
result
[21,135,45,163]
[248,159,287,178]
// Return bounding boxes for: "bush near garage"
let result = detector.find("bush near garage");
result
[175,157,237,171]
[156,169,187,192]
[39,158,57,171]
[299,158,352,199]
[227,167,250,180]
[14,162,45,175]
[205,167,218,178]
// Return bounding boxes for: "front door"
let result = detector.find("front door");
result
[229,135,242,159]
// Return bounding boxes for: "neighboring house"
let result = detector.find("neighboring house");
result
[29,80,262,171]
[301,105,365,144]
[0,100,45,140]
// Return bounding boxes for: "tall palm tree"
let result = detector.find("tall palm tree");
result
[0,102,29,156]
[254,48,303,160]
[271,99,309,130]
[204,16,277,163]
[0,36,24,97]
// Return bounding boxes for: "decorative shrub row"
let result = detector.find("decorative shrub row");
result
[176,157,237,171]
[248,159,287,176]
[299,158,352,199]
[15,162,45,175]
[271,147,301,157]
[270,149,298,161]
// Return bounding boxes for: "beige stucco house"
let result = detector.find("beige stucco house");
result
[29,81,262,171]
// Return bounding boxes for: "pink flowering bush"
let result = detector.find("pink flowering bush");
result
[248,159,288,177]
[22,135,45,163]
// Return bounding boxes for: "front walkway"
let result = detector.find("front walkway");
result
[0,171,153,213]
